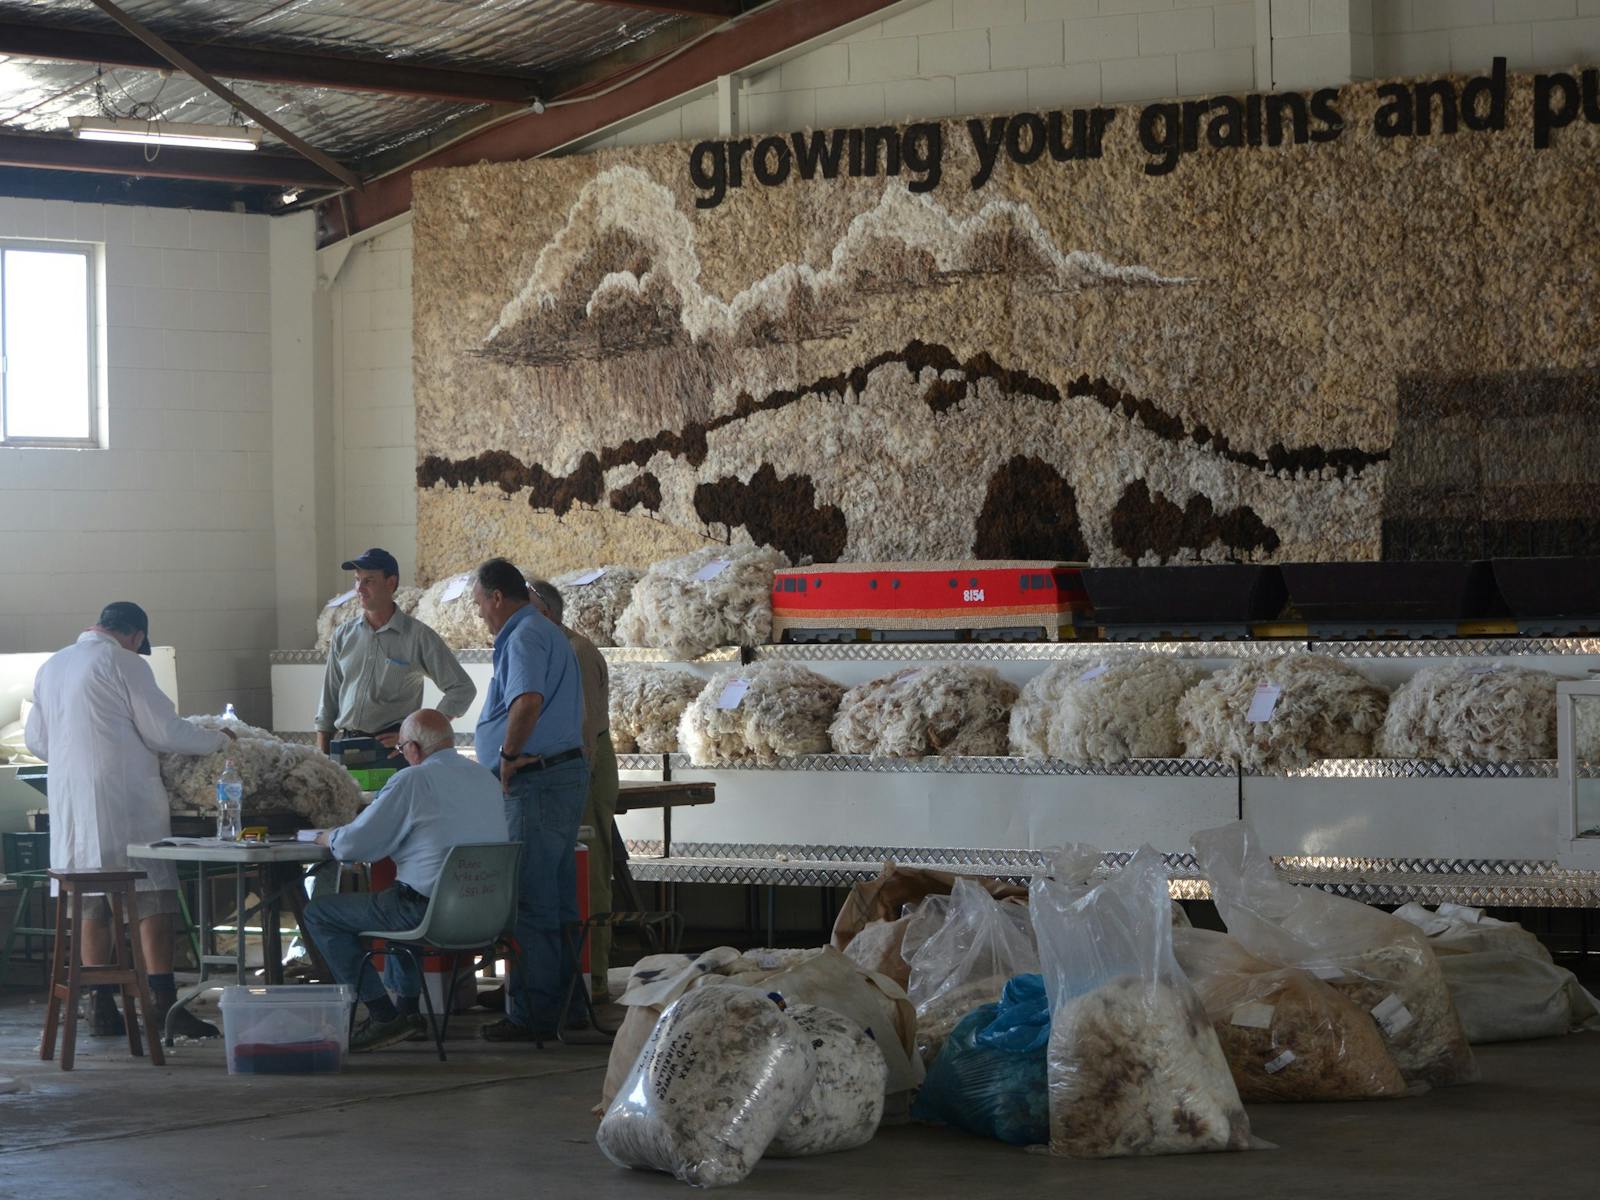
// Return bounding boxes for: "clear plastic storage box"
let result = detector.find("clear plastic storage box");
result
[219,984,354,1075]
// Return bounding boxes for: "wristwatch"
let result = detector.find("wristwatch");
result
[500,747,518,761]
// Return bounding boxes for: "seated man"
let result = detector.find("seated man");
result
[300,708,507,1052]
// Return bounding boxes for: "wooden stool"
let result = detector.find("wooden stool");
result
[41,869,165,1070]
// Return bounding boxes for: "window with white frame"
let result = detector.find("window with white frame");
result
[0,241,98,446]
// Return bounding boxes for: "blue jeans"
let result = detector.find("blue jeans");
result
[301,887,429,1010]
[502,755,589,1031]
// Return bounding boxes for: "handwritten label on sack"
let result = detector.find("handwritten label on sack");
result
[1078,663,1110,682]
[692,558,731,582]
[717,679,751,710]
[440,573,471,603]
[568,568,606,586]
[1264,1050,1297,1074]
[1371,993,1415,1037]
[1247,682,1282,723]
[1230,1002,1276,1030]
[325,588,357,608]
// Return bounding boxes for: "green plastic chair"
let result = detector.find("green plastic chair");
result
[352,842,521,1061]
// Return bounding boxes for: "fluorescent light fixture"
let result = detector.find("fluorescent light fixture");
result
[69,116,261,151]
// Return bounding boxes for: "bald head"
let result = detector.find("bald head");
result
[399,709,455,759]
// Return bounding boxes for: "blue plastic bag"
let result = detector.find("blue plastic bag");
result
[911,974,1050,1146]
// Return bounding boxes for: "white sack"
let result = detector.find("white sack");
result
[616,545,788,659]
[596,987,816,1188]
[609,666,705,754]
[414,574,492,649]
[158,714,361,830]
[1435,951,1600,1043]
[1377,664,1558,763]
[1178,654,1388,772]
[678,662,843,765]
[767,1004,888,1158]
[1010,655,1203,763]
[830,666,1018,758]
[555,566,642,647]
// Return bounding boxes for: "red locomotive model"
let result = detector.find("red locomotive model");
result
[770,561,1094,642]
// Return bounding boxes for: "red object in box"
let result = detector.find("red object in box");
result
[770,560,1093,640]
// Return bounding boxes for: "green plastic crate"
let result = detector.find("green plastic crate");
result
[346,766,398,792]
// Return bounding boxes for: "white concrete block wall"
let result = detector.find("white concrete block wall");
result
[0,199,276,723]
[1372,0,1600,75]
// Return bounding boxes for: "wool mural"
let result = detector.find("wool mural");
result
[411,65,1600,582]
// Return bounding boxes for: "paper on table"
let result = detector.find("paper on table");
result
[440,573,471,602]
[296,829,325,843]
[717,679,751,710]
[324,588,357,608]
[1247,682,1282,723]
[568,567,606,586]
[692,558,731,582]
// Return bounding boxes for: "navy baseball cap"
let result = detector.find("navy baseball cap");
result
[341,548,399,577]
[98,601,152,655]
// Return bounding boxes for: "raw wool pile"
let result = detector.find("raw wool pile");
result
[158,714,361,829]
[313,587,423,652]
[1010,655,1203,763]
[914,975,1009,1067]
[829,666,1019,758]
[608,666,705,753]
[554,565,642,647]
[678,662,844,765]
[767,1004,889,1158]
[840,915,915,990]
[1576,699,1600,761]
[1325,943,1479,1088]
[414,574,492,648]
[596,986,817,1188]
[1177,654,1389,771]
[1173,928,1407,1103]
[615,544,789,659]
[1376,664,1558,763]
[1046,976,1253,1158]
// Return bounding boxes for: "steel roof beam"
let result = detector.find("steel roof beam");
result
[0,131,338,187]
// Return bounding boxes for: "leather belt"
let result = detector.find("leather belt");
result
[395,882,430,904]
[510,746,585,774]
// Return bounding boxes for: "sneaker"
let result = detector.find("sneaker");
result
[164,1004,222,1040]
[350,1013,426,1053]
[479,1017,553,1043]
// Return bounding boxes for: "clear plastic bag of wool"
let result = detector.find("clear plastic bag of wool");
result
[1032,848,1256,1159]
[596,987,817,1188]
[676,662,844,766]
[614,544,790,660]
[1009,654,1203,764]
[413,573,493,649]
[1172,927,1409,1102]
[829,664,1019,758]
[608,665,705,753]
[905,880,1039,1066]
[1193,821,1477,1089]
[766,1004,889,1158]
[912,973,1052,1147]
[553,565,641,647]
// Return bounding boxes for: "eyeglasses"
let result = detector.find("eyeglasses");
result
[397,739,419,754]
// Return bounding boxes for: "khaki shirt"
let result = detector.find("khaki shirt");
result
[562,625,609,759]
[315,608,476,735]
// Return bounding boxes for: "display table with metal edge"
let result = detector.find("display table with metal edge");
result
[127,840,330,1044]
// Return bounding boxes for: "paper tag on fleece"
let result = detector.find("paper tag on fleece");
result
[692,558,731,582]
[325,588,357,608]
[1078,663,1110,683]
[1247,682,1282,723]
[440,573,471,603]
[1264,1050,1296,1074]
[1229,1002,1276,1030]
[1466,664,1498,677]
[568,568,606,586]
[1371,992,1415,1037]
[717,679,751,710]
[1304,960,1346,981]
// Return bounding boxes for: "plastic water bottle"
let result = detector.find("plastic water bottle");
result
[223,702,237,722]
[216,760,243,841]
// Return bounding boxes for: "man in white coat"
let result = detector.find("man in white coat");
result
[25,602,236,1039]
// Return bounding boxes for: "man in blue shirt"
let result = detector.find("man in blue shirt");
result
[471,557,591,1042]
[301,708,507,1052]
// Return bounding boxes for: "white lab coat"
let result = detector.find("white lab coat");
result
[24,631,227,893]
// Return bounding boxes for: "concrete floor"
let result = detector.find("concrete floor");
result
[1,989,1598,1200]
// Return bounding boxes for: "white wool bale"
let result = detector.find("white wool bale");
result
[1177,654,1388,772]
[678,662,843,766]
[313,587,422,652]
[1010,656,1202,764]
[1377,664,1558,763]
[830,665,1019,758]
[554,566,641,647]
[414,573,492,648]
[767,1004,888,1158]
[615,545,789,660]
[597,987,816,1188]
[159,714,361,830]
[609,666,704,753]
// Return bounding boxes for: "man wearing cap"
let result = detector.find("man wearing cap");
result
[25,603,238,1039]
[315,548,476,761]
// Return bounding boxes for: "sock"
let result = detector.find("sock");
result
[366,995,399,1023]
[147,972,176,998]
[92,984,117,1000]
[395,996,419,1017]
